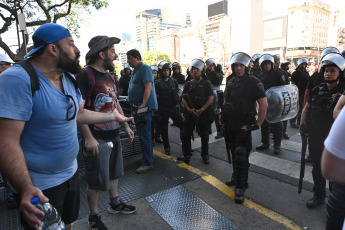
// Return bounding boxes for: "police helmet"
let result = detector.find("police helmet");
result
[151,65,158,72]
[259,54,274,70]
[252,53,261,62]
[190,59,205,71]
[205,58,216,69]
[297,58,308,67]
[321,53,345,72]
[281,61,291,69]
[124,63,131,70]
[158,60,170,70]
[172,62,180,69]
[273,54,280,63]
[321,46,339,60]
[230,52,251,73]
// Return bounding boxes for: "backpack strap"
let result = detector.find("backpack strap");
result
[84,66,96,108]
[17,60,40,96]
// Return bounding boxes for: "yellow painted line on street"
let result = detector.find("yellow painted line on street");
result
[153,150,302,230]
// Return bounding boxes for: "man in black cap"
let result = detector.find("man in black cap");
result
[77,35,136,230]
[0,23,133,230]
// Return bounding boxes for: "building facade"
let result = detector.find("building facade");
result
[286,0,331,63]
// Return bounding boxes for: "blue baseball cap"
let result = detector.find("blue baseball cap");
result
[24,23,72,59]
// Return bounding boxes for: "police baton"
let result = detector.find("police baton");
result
[298,134,308,194]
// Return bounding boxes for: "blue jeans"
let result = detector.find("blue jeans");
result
[137,111,154,166]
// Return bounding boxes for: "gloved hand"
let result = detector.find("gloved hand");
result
[245,124,259,131]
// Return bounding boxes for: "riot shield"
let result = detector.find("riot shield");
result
[212,86,222,114]
[265,84,299,123]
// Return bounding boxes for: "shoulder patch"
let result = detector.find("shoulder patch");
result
[257,82,265,91]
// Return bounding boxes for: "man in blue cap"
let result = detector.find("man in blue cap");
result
[0,23,133,229]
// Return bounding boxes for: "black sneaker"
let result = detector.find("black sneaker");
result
[108,200,136,214]
[88,215,108,230]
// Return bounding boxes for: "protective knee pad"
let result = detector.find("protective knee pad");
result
[234,147,249,164]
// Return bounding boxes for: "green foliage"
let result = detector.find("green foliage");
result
[0,0,108,60]
[142,51,171,66]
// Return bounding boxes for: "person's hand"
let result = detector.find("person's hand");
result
[241,124,259,131]
[195,108,205,117]
[187,108,198,117]
[112,108,134,122]
[84,136,99,156]
[125,127,134,144]
[20,184,49,229]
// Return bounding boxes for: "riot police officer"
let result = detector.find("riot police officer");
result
[155,62,183,155]
[250,53,261,77]
[304,47,339,106]
[172,61,186,84]
[273,54,290,139]
[290,57,310,128]
[281,61,291,81]
[151,65,162,145]
[223,52,268,204]
[179,59,213,165]
[300,53,345,209]
[206,58,223,139]
[118,63,132,96]
[256,54,286,154]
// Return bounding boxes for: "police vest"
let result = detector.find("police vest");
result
[156,78,179,108]
[309,82,345,126]
[187,79,210,110]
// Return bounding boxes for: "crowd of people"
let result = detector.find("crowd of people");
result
[0,22,344,230]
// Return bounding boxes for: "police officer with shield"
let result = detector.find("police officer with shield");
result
[178,59,213,165]
[223,52,268,204]
[256,54,286,154]
[155,61,183,155]
[250,53,261,78]
[300,53,345,210]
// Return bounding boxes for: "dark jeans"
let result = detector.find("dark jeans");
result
[137,111,154,166]
[326,182,345,230]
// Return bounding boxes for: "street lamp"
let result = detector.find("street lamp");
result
[204,37,226,68]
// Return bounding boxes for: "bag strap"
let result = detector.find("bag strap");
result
[17,60,40,96]
[85,66,96,108]
[17,60,78,97]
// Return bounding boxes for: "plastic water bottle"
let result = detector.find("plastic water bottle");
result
[82,141,114,157]
[31,197,67,230]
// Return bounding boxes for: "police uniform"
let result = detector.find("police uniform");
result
[250,67,261,78]
[181,77,213,164]
[257,67,285,153]
[172,73,186,84]
[301,53,345,211]
[155,77,183,154]
[224,74,266,195]
[291,67,310,125]
[306,82,345,204]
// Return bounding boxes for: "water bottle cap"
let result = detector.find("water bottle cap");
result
[31,196,40,205]
[108,142,114,148]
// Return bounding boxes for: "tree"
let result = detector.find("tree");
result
[0,0,108,61]
[142,50,171,66]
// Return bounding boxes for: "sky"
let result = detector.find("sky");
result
[1,0,344,60]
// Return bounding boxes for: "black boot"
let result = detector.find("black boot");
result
[226,174,235,186]
[201,154,210,164]
[256,143,269,150]
[306,196,325,209]
[235,188,245,204]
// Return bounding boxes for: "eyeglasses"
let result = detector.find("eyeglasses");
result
[65,94,77,121]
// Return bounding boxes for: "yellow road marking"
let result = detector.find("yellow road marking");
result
[153,150,302,230]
